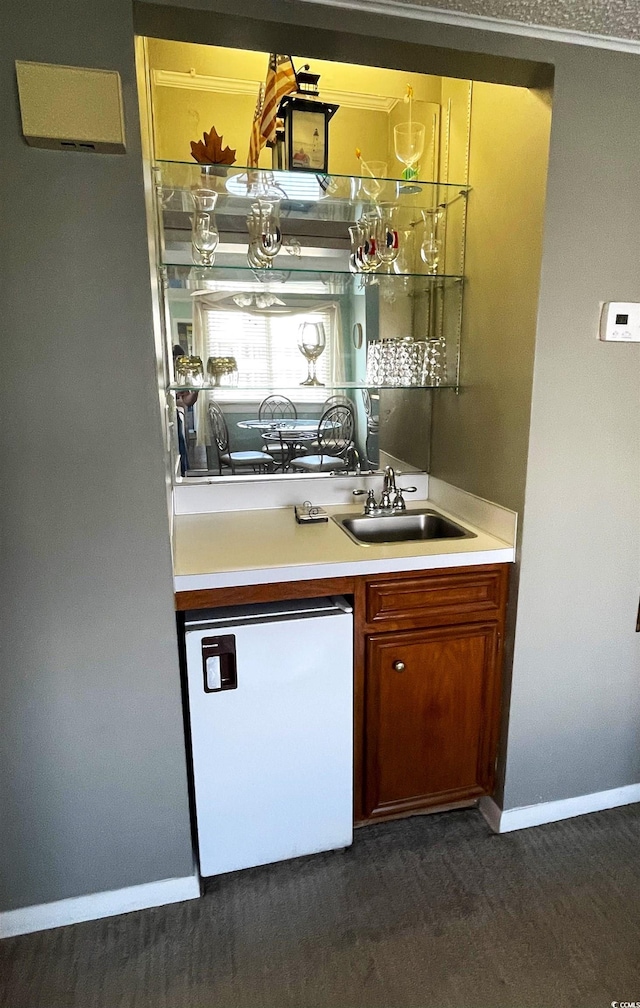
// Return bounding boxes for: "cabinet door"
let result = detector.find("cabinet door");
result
[364,622,500,819]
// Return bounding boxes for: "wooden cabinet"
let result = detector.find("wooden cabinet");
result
[355,564,508,822]
[176,561,509,827]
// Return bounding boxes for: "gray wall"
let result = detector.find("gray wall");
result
[0,0,193,912]
[501,44,640,808]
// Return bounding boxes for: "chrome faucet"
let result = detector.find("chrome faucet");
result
[353,466,417,515]
[380,466,396,510]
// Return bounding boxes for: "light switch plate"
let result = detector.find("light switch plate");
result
[599,302,640,342]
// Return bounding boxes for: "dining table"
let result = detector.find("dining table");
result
[236,418,319,471]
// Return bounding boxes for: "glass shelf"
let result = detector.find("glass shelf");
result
[169,383,458,392]
[163,263,464,288]
[156,160,470,221]
[155,162,467,480]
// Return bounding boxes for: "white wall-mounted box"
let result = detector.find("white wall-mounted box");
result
[15,61,126,154]
[599,301,640,342]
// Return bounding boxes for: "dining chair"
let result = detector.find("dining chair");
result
[258,395,297,421]
[258,395,298,467]
[208,402,275,475]
[289,404,355,473]
[301,394,354,454]
[323,394,352,410]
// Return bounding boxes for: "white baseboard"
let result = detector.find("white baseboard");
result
[0,874,201,940]
[480,783,640,834]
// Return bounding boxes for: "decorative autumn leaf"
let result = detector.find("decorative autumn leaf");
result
[190,126,237,165]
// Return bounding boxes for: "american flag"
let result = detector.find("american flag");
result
[247,83,265,169]
[247,54,297,167]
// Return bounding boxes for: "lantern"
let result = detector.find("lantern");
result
[277,67,339,173]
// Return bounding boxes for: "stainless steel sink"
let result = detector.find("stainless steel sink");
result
[332,509,476,546]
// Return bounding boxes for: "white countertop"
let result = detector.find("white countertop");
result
[173,499,515,592]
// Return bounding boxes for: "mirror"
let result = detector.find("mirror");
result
[166,246,442,481]
[149,43,471,483]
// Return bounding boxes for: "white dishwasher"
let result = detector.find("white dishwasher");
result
[184,596,353,877]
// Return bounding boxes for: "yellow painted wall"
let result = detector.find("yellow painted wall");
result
[430,83,552,513]
[146,40,441,100]
[153,87,259,165]
[147,39,443,175]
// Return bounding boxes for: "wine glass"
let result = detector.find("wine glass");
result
[360,160,388,201]
[246,198,282,269]
[393,122,425,181]
[191,189,219,266]
[246,212,272,268]
[359,211,383,272]
[191,213,219,266]
[255,198,282,258]
[377,204,400,274]
[348,223,364,274]
[298,321,326,386]
[420,235,441,273]
[420,207,443,273]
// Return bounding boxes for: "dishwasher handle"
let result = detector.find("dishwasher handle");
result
[202,635,238,693]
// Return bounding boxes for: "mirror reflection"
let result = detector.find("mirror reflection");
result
[153,42,471,482]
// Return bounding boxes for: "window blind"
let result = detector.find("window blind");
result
[204,300,335,400]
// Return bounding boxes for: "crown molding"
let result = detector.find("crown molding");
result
[153,69,258,95]
[152,69,398,112]
[294,0,640,54]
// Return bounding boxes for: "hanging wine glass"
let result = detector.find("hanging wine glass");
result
[420,207,443,274]
[255,198,282,258]
[348,223,364,274]
[359,210,382,272]
[393,225,416,278]
[393,122,425,182]
[246,213,271,268]
[420,235,441,273]
[191,213,219,266]
[191,188,219,266]
[298,321,326,386]
[246,198,282,269]
[377,204,400,274]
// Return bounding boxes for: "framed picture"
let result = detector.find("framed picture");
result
[290,109,327,172]
[280,95,338,174]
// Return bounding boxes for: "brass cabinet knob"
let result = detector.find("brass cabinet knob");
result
[393,660,405,672]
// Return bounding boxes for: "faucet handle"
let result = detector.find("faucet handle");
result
[353,488,378,514]
[393,486,417,511]
[365,490,379,514]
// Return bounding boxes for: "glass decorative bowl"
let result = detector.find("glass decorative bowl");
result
[206,356,239,387]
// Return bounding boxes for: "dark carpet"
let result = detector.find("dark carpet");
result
[2,804,640,1008]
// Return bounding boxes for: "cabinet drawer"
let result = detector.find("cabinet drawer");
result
[365,565,507,628]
